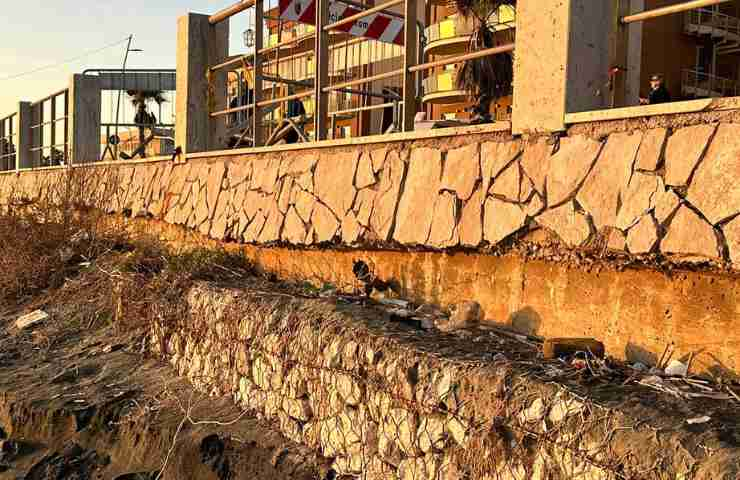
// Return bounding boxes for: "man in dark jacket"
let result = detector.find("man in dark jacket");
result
[640,74,671,105]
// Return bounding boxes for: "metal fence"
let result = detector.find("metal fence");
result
[682,68,740,98]
[207,0,515,148]
[30,88,69,168]
[0,113,17,171]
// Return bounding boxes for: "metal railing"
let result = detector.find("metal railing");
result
[0,113,17,171]
[682,68,740,97]
[685,7,740,36]
[622,0,731,24]
[207,0,515,146]
[29,88,69,168]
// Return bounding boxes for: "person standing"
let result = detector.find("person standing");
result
[640,74,671,105]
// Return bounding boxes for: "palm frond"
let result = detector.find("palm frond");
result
[127,90,167,107]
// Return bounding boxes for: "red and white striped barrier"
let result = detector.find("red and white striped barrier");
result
[278,0,405,45]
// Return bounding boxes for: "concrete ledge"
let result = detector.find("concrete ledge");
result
[186,121,512,159]
[565,96,740,124]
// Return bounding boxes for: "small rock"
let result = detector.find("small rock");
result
[631,362,648,372]
[437,301,481,332]
[16,310,49,330]
[687,416,711,425]
[518,398,546,424]
[664,360,688,377]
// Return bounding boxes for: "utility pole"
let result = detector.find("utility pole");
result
[114,35,143,159]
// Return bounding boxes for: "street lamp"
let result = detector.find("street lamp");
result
[114,35,143,159]
[243,28,255,49]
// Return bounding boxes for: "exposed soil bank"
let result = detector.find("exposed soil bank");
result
[0,310,327,479]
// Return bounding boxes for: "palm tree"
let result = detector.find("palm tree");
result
[127,90,165,157]
[455,0,515,123]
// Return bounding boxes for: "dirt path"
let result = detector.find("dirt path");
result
[0,309,329,480]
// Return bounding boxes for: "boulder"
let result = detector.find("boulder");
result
[634,128,667,171]
[546,136,603,207]
[314,152,358,217]
[436,301,481,332]
[483,197,528,245]
[615,173,660,230]
[356,152,377,189]
[428,192,459,248]
[370,151,406,241]
[520,138,550,195]
[441,143,480,201]
[626,214,658,254]
[536,203,591,247]
[577,131,641,230]
[489,162,521,202]
[660,206,718,259]
[458,187,485,247]
[664,124,716,187]
[686,124,740,224]
[394,148,443,244]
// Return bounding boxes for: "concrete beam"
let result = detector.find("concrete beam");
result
[68,74,102,165]
[176,13,229,155]
[16,102,32,170]
[512,0,572,134]
[96,71,176,92]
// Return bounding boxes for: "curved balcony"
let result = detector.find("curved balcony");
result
[424,15,473,56]
[422,69,468,105]
[424,7,516,57]
[684,8,740,53]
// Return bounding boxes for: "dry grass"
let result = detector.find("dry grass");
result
[0,168,253,333]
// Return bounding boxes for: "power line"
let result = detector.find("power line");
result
[0,37,131,82]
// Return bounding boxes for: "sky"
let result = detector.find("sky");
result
[0,1,256,117]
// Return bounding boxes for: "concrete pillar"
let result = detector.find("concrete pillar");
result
[512,0,616,133]
[625,0,645,106]
[16,102,32,170]
[176,13,229,155]
[68,74,102,165]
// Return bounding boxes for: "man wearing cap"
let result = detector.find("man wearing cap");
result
[640,74,671,105]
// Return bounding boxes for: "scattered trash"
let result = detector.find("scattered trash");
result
[631,362,648,372]
[492,353,507,363]
[378,298,410,309]
[543,338,605,360]
[686,416,711,425]
[437,301,481,332]
[16,310,49,330]
[102,344,123,354]
[572,358,588,370]
[664,360,688,377]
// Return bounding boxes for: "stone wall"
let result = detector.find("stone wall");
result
[150,281,738,480]
[3,121,740,374]
[3,124,740,264]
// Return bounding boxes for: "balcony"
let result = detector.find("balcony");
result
[682,69,739,98]
[684,8,740,54]
[422,68,468,104]
[424,8,515,57]
[424,15,474,56]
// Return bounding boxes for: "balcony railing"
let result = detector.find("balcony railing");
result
[422,68,468,104]
[0,113,17,172]
[682,68,740,98]
[424,8,515,56]
[685,8,740,46]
